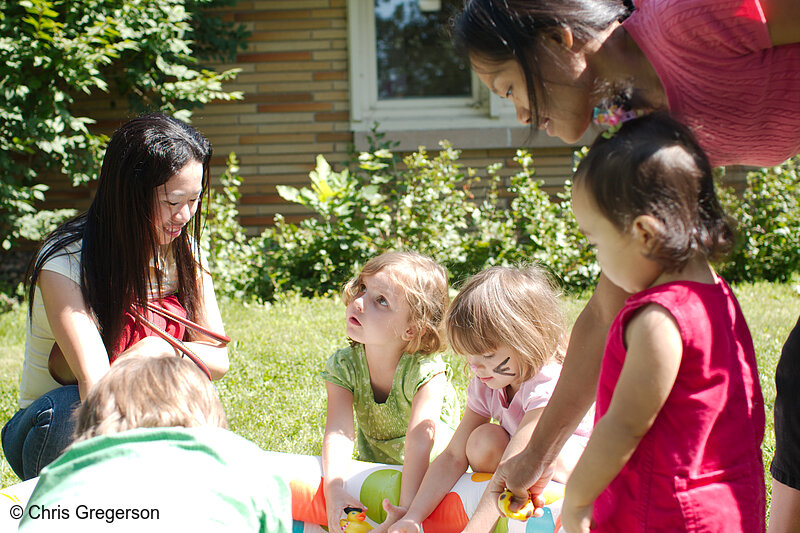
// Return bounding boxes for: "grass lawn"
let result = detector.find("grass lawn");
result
[1,281,797,515]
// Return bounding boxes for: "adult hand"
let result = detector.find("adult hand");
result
[487,448,553,517]
[325,485,366,533]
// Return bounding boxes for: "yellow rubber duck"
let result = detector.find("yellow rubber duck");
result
[497,490,536,521]
[340,507,373,533]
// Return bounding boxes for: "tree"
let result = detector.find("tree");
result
[0,0,247,248]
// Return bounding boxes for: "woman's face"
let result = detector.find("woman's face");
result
[153,160,204,246]
[471,42,595,143]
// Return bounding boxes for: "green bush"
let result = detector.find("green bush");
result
[251,143,480,298]
[718,157,800,283]
[204,144,799,302]
[201,153,261,301]
[503,151,599,290]
[250,141,597,300]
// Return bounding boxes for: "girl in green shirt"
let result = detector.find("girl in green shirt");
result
[321,251,459,533]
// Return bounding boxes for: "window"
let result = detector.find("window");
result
[347,0,519,134]
[375,0,470,99]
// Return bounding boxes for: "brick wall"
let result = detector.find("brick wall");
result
[194,0,352,230]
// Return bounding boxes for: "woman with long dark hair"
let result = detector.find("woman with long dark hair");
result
[1,113,229,480]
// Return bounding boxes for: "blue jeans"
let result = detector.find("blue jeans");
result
[1,385,80,480]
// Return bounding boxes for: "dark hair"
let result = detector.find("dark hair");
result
[28,113,212,354]
[451,0,630,131]
[573,113,735,272]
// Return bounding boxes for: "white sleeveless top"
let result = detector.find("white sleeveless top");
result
[18,241,179,408]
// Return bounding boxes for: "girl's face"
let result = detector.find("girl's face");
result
[345,269,414,349]
[471,41,595,143]
[571,183,663,294]
[153,160,204,246]
[467,343,522,394]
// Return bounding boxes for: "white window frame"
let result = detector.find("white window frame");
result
[347,0,520,132]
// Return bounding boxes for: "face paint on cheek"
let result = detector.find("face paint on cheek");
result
[492,356,516,377]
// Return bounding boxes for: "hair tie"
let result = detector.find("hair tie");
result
[593,95,645,138]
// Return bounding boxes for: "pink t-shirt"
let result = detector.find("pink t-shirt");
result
[467,362,593,437]
[623,0,800,167]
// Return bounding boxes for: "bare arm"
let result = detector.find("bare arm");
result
[322,382,365,533]
[399,373,449,509]
[390,408,488,533]
[39,270,110,399]
[182,268,229,379]
[486,275,629,510]
[561,304,682,533]
[760,0,800,46]
[463,407,545,533]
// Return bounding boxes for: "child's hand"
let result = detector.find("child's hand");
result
[388,518,420,533]
[382,499,407,525]
[560,497,594,533]
[369,501,407,533]
[326,485,366,533]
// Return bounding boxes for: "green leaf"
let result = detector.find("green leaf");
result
[276,185,301,204]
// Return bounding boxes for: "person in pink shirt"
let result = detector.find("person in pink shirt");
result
[387,266,592,533]
[451,1,799,529]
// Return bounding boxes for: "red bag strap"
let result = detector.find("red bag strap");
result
[133,309,213,380]
[145,302,230,344]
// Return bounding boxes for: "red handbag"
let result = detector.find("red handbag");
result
[48,295,229,384]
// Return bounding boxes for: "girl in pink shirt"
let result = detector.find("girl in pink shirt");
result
[388,266,592,533]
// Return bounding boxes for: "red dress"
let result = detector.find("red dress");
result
[593,279,765,532]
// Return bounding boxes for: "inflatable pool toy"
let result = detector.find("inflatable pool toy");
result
[256,451,564,533]
[0,452,564,532]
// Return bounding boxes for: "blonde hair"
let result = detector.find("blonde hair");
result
[342,251,450,355]
[446,265,565,381]
[74,356,227,442]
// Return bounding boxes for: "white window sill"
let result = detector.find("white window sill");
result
[353,125,600,151]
